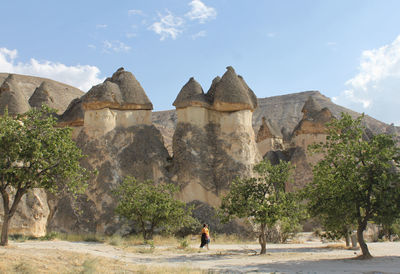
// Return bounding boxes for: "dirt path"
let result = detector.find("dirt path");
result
[3,240,400,273]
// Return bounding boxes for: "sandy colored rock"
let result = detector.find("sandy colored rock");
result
[0,74,30,115]
[0,189,49,237]
[0,73,83,114]
[48,125,170,234]
[28,81,55,109]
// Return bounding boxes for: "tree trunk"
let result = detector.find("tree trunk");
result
[0,213,10,246]
[259,223,267,254]
[0,188,10,246]
[1,187,27,246]
[357,223,372,259]
[345,233,350,247]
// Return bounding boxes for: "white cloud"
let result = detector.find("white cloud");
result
[149,11,184,40]
[191,30,206,40]
[267,32,276,38]
[102,40,131,53]
[0,48,103,91]
[333,35,400,125]
[185,0,216,23]
[128,9,144,16]
[96,24,108,29]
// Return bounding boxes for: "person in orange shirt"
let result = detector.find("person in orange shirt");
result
[200,223,210,250]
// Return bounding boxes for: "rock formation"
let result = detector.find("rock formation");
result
[48,68,169,234]
[1,70,400,237]
[29,81,55,109]
[0,74,30,115]
[256,96,335,191]
[0,73,83,114]
[172,66,261,206]
[256,117,283,157]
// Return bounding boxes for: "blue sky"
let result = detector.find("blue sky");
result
[1,0,400,125]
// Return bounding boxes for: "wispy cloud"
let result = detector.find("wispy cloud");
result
[149,11,184,40]
[96,24,108,29]
[128,9,144,16]
[267,32,276,38]
[0,48,103,91]
[88,44,96,50]
[333,35,400,125]
[102,40,131,53]
[185,0,217,23]
[191,30,206,40]
[125,33,137,39]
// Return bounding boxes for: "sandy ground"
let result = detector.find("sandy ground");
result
[2,239,400,273]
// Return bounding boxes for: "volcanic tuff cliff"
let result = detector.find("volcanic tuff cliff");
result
[1,68,399,236]
[172,67,261,206]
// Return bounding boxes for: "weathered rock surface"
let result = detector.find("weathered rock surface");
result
[28,81,55,109]
[1,70,400,237]
[172,67,261,206]
[0,73,83,114]
[0,189,49,237]
[48,125,170,234]
[0,74,30,115]
[48,68,169,234]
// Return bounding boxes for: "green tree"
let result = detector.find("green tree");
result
[305,113,400,259]
[113,177,197,240]
[0,106,89,246]
[220,160,304,254]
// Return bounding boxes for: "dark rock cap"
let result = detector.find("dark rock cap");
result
[212,66,257,111]
[29,81,54,109]
[83,67,153,110]
[0,74,30,115]
[173,77,209,108]
[291,96,334,136]
[256,117,276,142]
[58,98,84,127]
[205,76,221,103]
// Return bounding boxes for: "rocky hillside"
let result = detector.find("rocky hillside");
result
[0,73,83,114]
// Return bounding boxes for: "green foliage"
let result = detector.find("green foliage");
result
[0,106,90,245]
[113,177,197,240]
[304,113,400,258]
[220,160,305,253]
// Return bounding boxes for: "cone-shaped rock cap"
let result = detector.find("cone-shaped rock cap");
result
[173,77,209,108]
[301,96,322,117]
[58,98,84,127]
[213,66,257,111]
[205,76,221,103]
[83,67,153,110]
[29,81,54,109]
[0,74,30,115]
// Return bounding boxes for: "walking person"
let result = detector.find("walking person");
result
[200,223,210,250]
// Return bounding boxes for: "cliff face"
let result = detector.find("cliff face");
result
[48,68,169,234]
[171,67,261,206]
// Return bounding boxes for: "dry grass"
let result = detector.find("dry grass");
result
[0,247,204,273]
